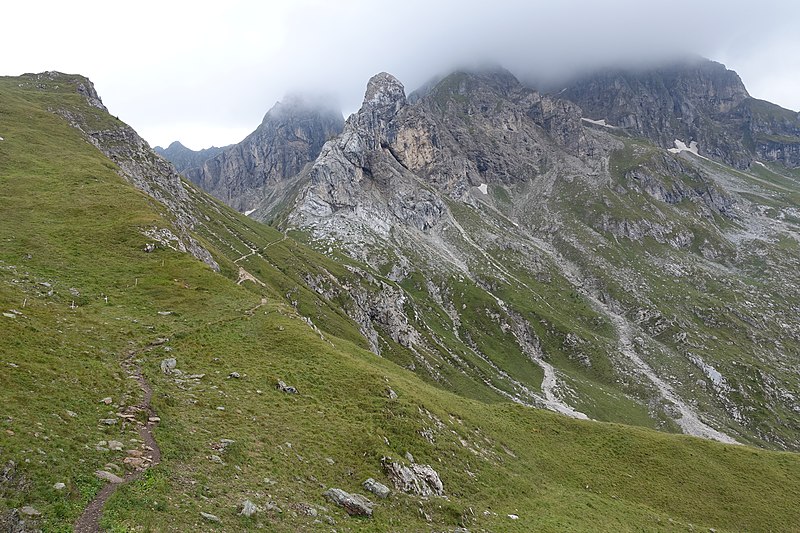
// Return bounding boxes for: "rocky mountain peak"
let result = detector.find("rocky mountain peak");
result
[154,141,228,173]
[341,72,408,154]
[261,93,341,124]
[432,67,522,101]
[176,94,344,212]
[363,72,406,111]
[556,57,780,168]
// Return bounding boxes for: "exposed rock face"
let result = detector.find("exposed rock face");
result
[625,155,734,217]
[407,67,597,185]
[739,99,800,168]
[154,141,228,173]
[382,458,444,497]
[293,72,445,232]
[287,67,599,242]
[184,95,344,213]
[560,57,800,169]
[344,267,422,353]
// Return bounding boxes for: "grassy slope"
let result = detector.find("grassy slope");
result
[535,136,800,446]
[2,76,800,532]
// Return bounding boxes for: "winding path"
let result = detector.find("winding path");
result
[74,364,162,532]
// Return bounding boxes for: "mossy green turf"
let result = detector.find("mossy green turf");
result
[2,75,800,531]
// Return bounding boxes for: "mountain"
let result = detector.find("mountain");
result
[2,69,800,532]
[557,57,800,169]
[167,96,344,214]
[153,141,229,173]
[239,62,800,450]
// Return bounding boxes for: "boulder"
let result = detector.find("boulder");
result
[95,470,124,484]
[240,499,258,517]
[160,358,177,374]
[362,478,391,498]
[276,380,298,394]
[323,488,373,517]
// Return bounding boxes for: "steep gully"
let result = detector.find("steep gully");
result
[492,211,740,444]
[444,209,589,419]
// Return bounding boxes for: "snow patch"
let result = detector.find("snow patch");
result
[243,208,256,216]
[477,183,488,195]
[668,139,700,155]
[753,160,767,168]
[581,117,615,128]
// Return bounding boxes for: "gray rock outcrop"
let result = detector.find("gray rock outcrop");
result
[323,488,373,517]
[276,380,298,394]
[95,470,124,484]
[200,511,221,522]
[160,358,177,374]
[382,457,444,497]
[362,478,391,498]
[239,499,258,517]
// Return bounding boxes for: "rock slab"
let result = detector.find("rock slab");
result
[323,488,373,517]
[95,470,124,484]
[362,478,391,499]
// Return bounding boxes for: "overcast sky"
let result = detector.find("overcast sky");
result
[4,0,800,149]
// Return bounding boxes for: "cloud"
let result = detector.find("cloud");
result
[3,0,799,148]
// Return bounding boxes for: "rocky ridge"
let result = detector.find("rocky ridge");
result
[558,57,800,169]
[154,141,229,173]
[180,95,344,213]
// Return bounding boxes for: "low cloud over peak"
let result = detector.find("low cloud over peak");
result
[5,0,798,148]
